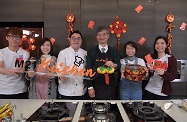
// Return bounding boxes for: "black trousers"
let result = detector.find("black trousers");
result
[143,90,171,100]
[0,92,28,99]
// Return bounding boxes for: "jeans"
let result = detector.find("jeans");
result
[120,79,142,100]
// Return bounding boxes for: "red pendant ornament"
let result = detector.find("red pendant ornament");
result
[20,36,36,52]
[109,16,127,51]
[66,7,74,40]
[166,13,175,54]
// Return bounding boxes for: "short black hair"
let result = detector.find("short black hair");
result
[70,30,82,38]
[124,41,137,52]
[96,26,109,34]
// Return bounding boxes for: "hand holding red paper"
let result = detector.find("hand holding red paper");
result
[153,60,167,70]
[155,68,165,75]
[144,54,153,63]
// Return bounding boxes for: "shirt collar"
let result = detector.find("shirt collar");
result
[69,46,81,55]
[99,44,108,53]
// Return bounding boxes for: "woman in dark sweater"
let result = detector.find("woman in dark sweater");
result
[143,36,177,100]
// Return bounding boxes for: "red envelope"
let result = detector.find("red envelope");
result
[138,37,146,45]
[88,20,95,29]
[160,63,168,70]
[153,61,168,70]
[135,5,143,13]
[144,54,153,63]
[153,60,162,70]
[180,22,186,31]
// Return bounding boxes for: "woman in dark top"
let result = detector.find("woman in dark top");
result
[143,36,177,100]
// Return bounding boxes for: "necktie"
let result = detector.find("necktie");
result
[101,48,105,53]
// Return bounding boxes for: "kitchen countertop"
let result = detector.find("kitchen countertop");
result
[0,99,187,122]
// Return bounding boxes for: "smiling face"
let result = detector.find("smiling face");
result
[96,30,109,45]
[126,44,136,57]
[6,34,22,47]
[70,33,82,51]
[155,39,167,54]
[40,41,51,55]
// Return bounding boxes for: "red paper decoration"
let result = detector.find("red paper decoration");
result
[109,16,127,51]
[138,37,146,45]
[88,20,95,29]
[50,37,56,45]
[180,22,187,31]
[135,5,143,13]
[66,6,75,40]
[166,13,175,54]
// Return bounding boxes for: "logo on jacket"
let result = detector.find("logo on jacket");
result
[74,55,84,67]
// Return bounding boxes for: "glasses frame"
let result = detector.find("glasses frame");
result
[7,35,22,40]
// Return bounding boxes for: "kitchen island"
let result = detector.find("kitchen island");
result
[0,99,186,122]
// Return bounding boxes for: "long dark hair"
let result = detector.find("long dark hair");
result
[152,36,169,59]
[36,38,54,60]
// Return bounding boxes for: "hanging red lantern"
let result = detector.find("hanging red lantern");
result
[66,14,75,23]
[109,16,127,51]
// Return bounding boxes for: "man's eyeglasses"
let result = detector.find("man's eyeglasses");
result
[97,33,109,37]
[71,36,81,41]
[7,35,22,40]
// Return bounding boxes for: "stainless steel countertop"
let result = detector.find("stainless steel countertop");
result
[0,99,187,122]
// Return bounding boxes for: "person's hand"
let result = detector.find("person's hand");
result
[15,67,25,74]
[144,67,149,77]
[5,68,17,76]
[146,63,154,71]
[155,68,165,75]
[48,72,55,79]
[104,61,116,68]
[27,70,35,77]
[121,70,126,79]
[59,73,68,81]
[88,88,95,98]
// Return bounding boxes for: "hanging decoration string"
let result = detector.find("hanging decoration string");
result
[66,0,75,40]
[109,0,127,51]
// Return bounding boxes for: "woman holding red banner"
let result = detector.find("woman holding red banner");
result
[143,36,177,100]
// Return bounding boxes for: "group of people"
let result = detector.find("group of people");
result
[0,26,177,100]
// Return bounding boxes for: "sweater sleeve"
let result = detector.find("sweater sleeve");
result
[111,47,121,71]
[85,47,96,88]
[162,55,177,82]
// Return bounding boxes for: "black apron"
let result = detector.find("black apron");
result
[92,48,116,100]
